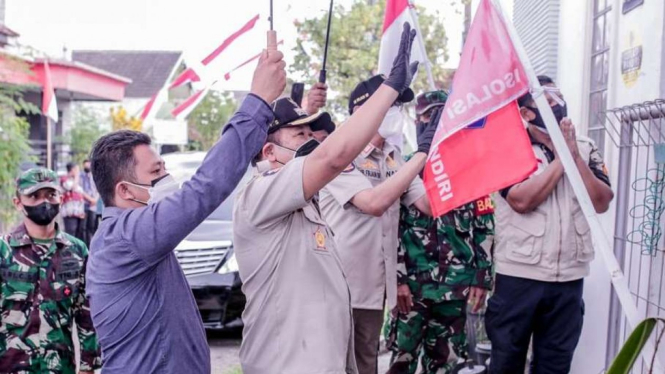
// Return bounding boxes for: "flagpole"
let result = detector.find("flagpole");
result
[408,1,436,90]
[46,117,52,170]
[490,0,662,370]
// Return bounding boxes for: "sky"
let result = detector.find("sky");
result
[7,0,512,92]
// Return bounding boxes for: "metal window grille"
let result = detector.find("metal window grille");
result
[589,0,612,154]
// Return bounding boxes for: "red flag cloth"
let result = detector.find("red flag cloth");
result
[424,102,537,217]
[424,0,535,217]
[430,0,528,149]
[42,60,58,122]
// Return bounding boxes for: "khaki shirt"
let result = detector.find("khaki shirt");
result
[233,156,357,374]
[320,143,426,310]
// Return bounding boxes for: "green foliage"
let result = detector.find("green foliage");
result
[0,83,40,231]
[66,107,106,165]
[187,91,237,150]
[290,0,449,119]
[607,317,665,374]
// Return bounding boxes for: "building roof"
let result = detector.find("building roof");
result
[0,24,19,38]
[72,50,182,98]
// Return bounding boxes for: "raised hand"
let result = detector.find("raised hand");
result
[416,107,442,154]
[383,22,419,95]
[305,82,328,115]
[250,50,287,104]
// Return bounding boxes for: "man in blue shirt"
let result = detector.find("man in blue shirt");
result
[86,49,286,373]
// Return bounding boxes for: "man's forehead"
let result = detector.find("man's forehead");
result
[133,144,163,166]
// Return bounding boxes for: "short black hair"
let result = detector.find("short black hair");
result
[66,162,77,172]
[90,130,152,207]
[517,75,555,107]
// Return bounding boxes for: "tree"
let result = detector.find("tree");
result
[187,91,238,150]
[0,79,40,231]
[290,1,450,119]
[67,107,107,164]
[110,105,143,132]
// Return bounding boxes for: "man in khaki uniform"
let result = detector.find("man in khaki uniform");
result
[232,23,431,374]
[319,74,433,374]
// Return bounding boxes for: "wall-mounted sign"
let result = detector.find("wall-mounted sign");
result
[621,45,642,88]
[623,0,644,14]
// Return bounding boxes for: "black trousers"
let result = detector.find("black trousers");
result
[63,217,85,242]
[485,274,584,374]
[83,210,98,246]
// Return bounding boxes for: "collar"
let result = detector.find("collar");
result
[360,142,396,159]
[9,223,71,248]
[102,206,125,221]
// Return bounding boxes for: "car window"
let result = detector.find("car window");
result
[166,155,251,221]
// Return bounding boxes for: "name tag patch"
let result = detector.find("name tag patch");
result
[475,196,495,215]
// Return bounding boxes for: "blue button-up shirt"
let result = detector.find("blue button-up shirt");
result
[86,94,272,374]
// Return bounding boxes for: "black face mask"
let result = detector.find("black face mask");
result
[23,202,60,226]
[275,138,320,162]
[83,167,91,173]
[527,103,568,131]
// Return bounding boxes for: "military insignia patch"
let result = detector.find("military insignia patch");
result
[475,196,495,215]
[386,156,397,168]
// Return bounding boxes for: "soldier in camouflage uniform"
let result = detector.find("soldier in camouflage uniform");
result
[387,91,495,374]
[0,168,101,373]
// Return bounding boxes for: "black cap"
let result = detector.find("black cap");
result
[348,74,415,115]
[270,97,334,134]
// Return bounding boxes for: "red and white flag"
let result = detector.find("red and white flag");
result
[170,14,260,89]
[378,0,428,76]
[42,60,58,122]
[423,0,537,217]
[171,40,284,120]
[140,14,260,122]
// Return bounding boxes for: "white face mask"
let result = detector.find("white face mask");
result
[378,106,405,139]
[124,174,180,205]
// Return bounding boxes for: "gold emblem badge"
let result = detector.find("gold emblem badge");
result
[360,159,377,170]
[386,156,397,168]
[314,228,326,250]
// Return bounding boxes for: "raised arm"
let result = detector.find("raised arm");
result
[120,50,286,264]
[302,23,419,200]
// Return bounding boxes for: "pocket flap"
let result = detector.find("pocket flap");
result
[510,211,546,237]
[574,212,591,235]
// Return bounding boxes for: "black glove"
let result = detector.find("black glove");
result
[383,22,419,95]
[417,107,442,154]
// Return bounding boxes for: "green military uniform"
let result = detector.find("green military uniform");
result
[387,187,494,374]
[0,168,101,373]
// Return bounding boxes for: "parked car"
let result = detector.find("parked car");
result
[162,151,251,330]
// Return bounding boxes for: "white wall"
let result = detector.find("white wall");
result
[558,0,665,372]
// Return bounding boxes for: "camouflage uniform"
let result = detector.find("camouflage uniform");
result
[387,192,495,374]
[0,168,101,373]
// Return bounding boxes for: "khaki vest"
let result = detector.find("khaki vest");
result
[493,138,595,282]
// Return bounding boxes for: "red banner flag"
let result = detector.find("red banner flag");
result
[424,0,536,216]
[424,103,537,216]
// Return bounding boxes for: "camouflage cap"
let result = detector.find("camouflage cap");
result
[16,167,62,195]
[415,90,449,115]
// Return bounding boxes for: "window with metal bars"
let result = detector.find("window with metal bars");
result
[588,0,612,154]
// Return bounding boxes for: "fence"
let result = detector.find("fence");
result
[602,99,665,373]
